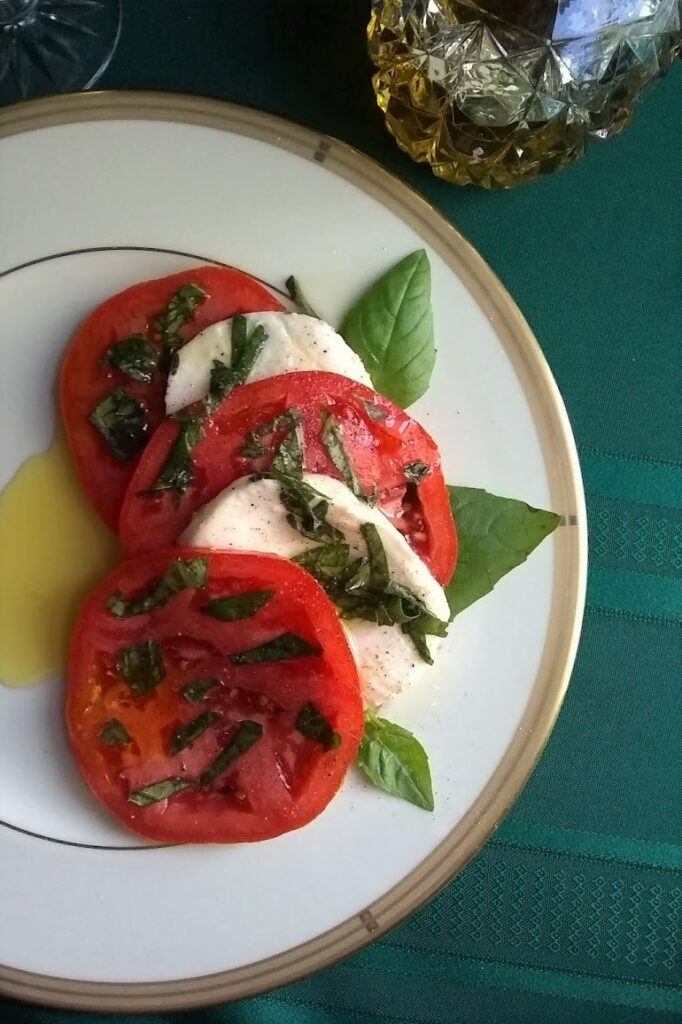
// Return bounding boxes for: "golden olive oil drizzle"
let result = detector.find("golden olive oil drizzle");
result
[0,434,119,688]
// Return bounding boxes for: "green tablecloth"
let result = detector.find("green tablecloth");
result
[4,2,681,1021]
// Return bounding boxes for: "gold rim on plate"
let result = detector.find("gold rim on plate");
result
[0,91,587,1012]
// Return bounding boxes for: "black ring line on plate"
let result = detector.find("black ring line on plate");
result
[0,245,292,301]
[0,244,289,853]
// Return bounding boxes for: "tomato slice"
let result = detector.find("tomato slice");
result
[67,548,363,843]
[119,371,457,585]
[60,266,284,529]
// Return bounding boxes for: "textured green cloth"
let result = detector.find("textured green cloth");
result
[3,1,681,1020]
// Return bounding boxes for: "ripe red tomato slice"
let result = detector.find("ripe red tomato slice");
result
[119,372,457,585]
[67,548,363,844]
[60,266,284,530]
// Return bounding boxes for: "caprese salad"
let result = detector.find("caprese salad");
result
[61,252,559,843]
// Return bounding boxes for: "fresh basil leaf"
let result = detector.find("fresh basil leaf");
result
[321,412,368,501]
[296,702,340,750]
[292,543,351,583]
[204,358,239,414]
[107,557,208,617]
[274,473,344,543]
[170,710,220,754]
[181,676,217,704]
[116,640,165,696]
[404,460,431,485]
[102,335,159,383]
[234,320,267,379]
[340,250,435,408]
[155,283,206,369]
[90,387,149,462]
[149,413,203,495]
[200,720,263,785]
[202,589,274,622]
[100,719,132,746]
[230,313,248,366]
[129,777,194,807]
[285,275,319,318]
[357,712,434,811]
[241,408,302,459]
[361,522,390,590]
[445,486,560,618]
[230,632,321,665]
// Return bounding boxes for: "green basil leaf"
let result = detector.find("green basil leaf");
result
[202,589,275,622]
[241,408,302,459]
[445,486,560,618]
[230,632,321,665]
[285,275,319,318]
[100,719,132,746]
[181,676,217,704]
[321,412,367,501]
[357,712,434,811]
[102,335,159,383]
[340,250,435,408]
[90,387,149,462]
[274,473,344,543]
[271,422,305,476]
[155,283,206,369]
[292,543,351,583]
[296,702,340,750]
[234,320,267,379]
[204,358,239,414]
[149,413,203,495]
[404,460,431,485]
[170,710,220,754]
[129,777,194,807]
[361,522,390,590]
[107,557,208,617]
[116,640,165,696]
[200,720,263,785]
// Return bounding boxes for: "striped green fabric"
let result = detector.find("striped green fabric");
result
[2,2,680,1021]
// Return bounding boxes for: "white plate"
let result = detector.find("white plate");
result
[0,93,586,1012]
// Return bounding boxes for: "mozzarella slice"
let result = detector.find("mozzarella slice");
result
[180,473,448,707]
[166,312,371,415]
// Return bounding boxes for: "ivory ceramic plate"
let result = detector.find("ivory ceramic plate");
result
[0,93,586,1011]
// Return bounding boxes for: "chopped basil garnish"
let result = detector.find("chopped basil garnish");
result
[241,408,302,459]
[155,283,206,369]
[149,413,203,495]
[203,316,268,415]
[200,720,263,785]
[106,557,208,617]
[230,632,321,665]
[204,358,238,414]
[359,397,387,422]
[102,335,159,383]
[404,460,431,485]
[292,524,447,663]
[129,777,194,807]
[181,676,217,704]
[321,412,369,502]
[285,275,320,318]
[90,387,149,462]
[202,589,275,622]
[100,719,132,746]
[296,702,340,751]
[170,710,220,754]
[270,422,305,476]
[116,640,166,696]
[273,473,344,543]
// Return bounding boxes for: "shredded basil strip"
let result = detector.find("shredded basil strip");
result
[359,397,387,422]
[149,413,203,495]
[171,710,221,754]
[129,777,194,807]
[230,632,321,665]
[106,557,208,617]
[155,283,206,369]
[90,387,149,462]
[292,543,351,582]
[101,335,159,384]
[404,460,431,485]
[100,719,132,746]
[296,702,341,751]
[321,412,369,502]
[202,589,275,622]
[116,640,166,696]
[241,408,302,459]
[271,472,344,543]
[204,317,267,415]
[285,275,320,318]
[200,720,263,785]
[181,677,218,704]
[270,422,305,476]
